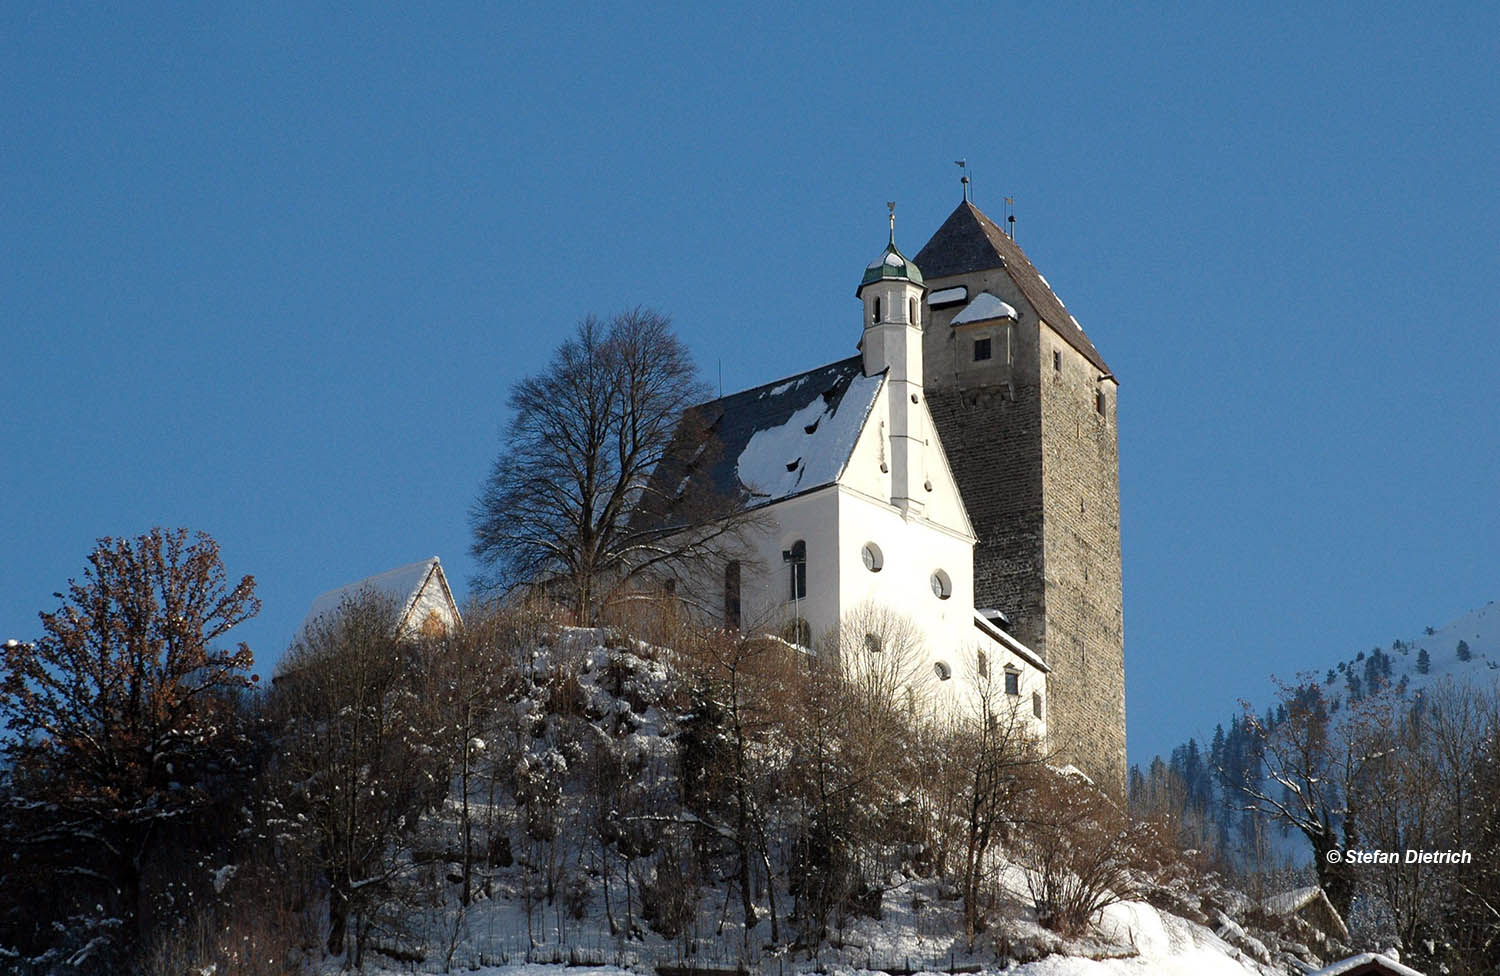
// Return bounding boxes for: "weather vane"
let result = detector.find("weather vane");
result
[887,200,896,239]
[955,159,971,202]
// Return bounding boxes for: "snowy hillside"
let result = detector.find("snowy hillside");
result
[1324,599,1500,701]
[300,625,1302,976]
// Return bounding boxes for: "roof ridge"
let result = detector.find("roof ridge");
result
[690,354,864,412]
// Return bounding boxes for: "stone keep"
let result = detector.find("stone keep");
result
[914,200,1126,796]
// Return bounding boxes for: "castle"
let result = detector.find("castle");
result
[301,197,1127,793]
[658,196,1125,792]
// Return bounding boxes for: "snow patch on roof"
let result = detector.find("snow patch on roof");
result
[1309,951,1425,976]
[928,285,967,305]
[952,292,1018,324]
[1261,886,1323,916]
[736,370,883,502]
[299,557,451,638]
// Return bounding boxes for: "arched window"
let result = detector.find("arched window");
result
[908,297,917,324]
[873,297,882,323]
[783,539,807,600]
[724,560,741,630]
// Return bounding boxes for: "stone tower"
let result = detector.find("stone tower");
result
[914,199,1126,796]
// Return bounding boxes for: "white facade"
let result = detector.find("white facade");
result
[680,228,1049,739]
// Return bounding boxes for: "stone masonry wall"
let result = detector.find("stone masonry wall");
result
[1037,328,1126,797]
[923,267,1126,798]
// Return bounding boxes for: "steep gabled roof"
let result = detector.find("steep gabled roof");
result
[914,200,1110,374]
[653,356,885,514]
[299,557,459,640]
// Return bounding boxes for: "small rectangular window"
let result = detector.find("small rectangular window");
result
[1096,390,1107,417]
[973,338,992,362]
[1053,350,1061,372]
[1004,669,1020,696]
[977,649,989,679]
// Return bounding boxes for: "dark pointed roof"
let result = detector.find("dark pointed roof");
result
[638,357,886,532]
[914,201,1110,374]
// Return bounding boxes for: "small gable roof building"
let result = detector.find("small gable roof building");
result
[299,557,460,642]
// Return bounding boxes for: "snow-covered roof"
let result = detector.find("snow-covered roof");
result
[973,610,1049,673]
[650,356,884,514]
[1262,885,1349,941]
[1309,952,1426,976]
[1261,885,1324,916]
[298,557,459,640]
[951,291,1018,325]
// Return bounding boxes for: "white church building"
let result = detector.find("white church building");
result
[660,215,1048,736]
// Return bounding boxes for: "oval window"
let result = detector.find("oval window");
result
[930,570,952,600]
[861,543,883,573]
[933,661,953,681]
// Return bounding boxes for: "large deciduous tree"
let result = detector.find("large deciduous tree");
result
[470,308,754,623]
[0,528,259,971]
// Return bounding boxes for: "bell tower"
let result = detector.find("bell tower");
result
[857,205,928,516]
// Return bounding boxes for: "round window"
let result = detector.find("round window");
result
[930,570,952,600]
[933,661,953,681]
[861,543,883,573]
[864,633,883,654]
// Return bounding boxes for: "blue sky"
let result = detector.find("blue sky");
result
[4,3,1496,764]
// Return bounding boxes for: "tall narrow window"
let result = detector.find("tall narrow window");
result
[1004,667,1020,696]
[873,297,881,323]
[1053,350,1062,372]
[908,297,917,324]
[1033,691,1043,719]
[977,649,989,679]
[724,560,742,630]
[1096,390,1107,417]
[784,539,807,600]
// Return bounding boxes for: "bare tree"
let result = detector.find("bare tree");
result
[944,653,1046,945]
[1021,767,1144,938]
[1238,678,1390,917]
[269,591,447,967]
[428,602,521,907]
[470,308,756,623]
